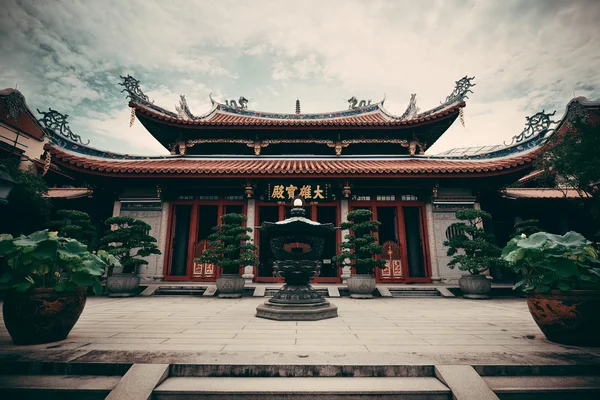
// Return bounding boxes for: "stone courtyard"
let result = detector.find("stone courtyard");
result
[2,296,600,399]
[2,295,599,364]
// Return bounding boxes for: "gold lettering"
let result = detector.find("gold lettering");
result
[313,185,325,199]
[299,185,312,199]
[285,184,298,199]
[271,185,285,199]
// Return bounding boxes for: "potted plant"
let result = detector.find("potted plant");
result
[333,209,386,298]
[195,213,257,298]
[502,231,600,346]
[443,209,505,299]
[0,230,118,345]
[99,216,160,297]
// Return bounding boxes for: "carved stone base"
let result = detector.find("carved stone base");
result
[459,275,491,300]
[216,274,245,298]
[256,300,338,321]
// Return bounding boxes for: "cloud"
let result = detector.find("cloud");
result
[0,0,599,155]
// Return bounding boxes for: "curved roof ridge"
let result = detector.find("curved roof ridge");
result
[121,75,475,124]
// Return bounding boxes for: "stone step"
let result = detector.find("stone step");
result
[483,375,600,400]
[390,288,441,298]
[153,376,451,399]
[154,286,208,296]
[0,374,120,400]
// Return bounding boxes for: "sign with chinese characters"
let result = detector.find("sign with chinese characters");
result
[266,183,331,202]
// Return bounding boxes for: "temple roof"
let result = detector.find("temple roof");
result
[122,75,475,129]
[131,97,465,128]
[0,88,45,141]
[36,85,599,180]
[120,76,476,154]
[44,145,536,178]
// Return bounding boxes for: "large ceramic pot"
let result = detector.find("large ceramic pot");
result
[347,274,376,299]
[106,273,140,297]
[459,275,491,299]
[216,274,245,298]
[526,290,600,346]
[3,287,87,345]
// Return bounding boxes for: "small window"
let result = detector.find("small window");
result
[376,195,396,201]
[224,195,244,201]
[351,195,371,201]
[445,225,464,241]
[401,195,418,201]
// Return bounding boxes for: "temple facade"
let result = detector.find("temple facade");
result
[1,77,598,285]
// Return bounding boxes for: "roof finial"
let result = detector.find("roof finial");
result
[295,99,301,114]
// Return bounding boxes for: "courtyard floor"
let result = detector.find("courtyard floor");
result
[1,296,600,366]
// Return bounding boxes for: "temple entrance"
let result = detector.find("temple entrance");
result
[164,199,245,281]
[255,202,340,283]
[350,201,430,283]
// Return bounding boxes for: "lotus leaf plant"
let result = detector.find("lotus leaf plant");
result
[0,230,120,294]
[501,231,600,293]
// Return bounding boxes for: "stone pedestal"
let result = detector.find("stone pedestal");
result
[256,301,338,321]
[256,260,338,321]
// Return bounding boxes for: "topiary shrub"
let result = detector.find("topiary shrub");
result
[195,213,257,275]
[99,216,161,275]
[333,209,386,274]
[47,210,96,246]
[443,209,505,275]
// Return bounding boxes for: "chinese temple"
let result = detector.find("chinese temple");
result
[1,77,598,285]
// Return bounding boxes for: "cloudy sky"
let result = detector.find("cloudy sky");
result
[1,0,599,155]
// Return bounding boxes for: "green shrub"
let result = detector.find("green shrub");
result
[195,213,257,275]
[333,209,386,275]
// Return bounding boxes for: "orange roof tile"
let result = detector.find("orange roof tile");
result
[46,144,535,178]
[503,188,589,199]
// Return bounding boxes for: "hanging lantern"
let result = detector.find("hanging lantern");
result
[459,107,465,127]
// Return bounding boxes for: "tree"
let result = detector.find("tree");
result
[47,210,96,246]
[536,119,600,222]
[98,216,161,275]
[0,159,51,235]
[333,209,386,274]
[195,213,257,275]
[443,209,505,275]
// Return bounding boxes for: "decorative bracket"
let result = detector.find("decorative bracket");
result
[37,108,90,145]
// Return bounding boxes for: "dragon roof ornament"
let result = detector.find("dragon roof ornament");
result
[119,75,149,102]
[443,76,476,105]
[399,94,420,120]
[175,95,195,120]
[37,108,90,145]
[504,110,558,146]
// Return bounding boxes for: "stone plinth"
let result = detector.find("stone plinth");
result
[256,300,338,321]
